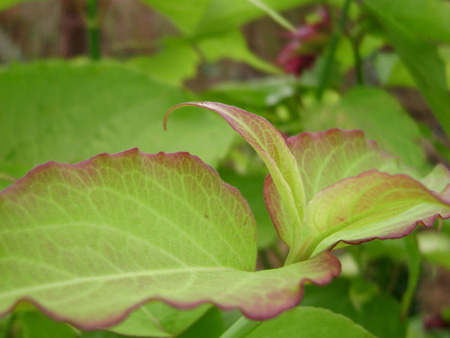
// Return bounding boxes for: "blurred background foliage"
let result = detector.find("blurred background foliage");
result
[1,0,450,337]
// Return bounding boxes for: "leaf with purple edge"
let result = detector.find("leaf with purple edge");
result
[265,129,403,257]
[165,102,306,262]
[0,149,340,330]
[304,170,450,257]
[265,129,450,262]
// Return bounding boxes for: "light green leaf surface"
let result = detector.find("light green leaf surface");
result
[244,306,374,338]
[265,129,402,247]
[365,0,450,44]
[374,53,415,87]
[0,60,235,186]
[0,149,340,330]
[126,38,200,87]
[197,30,280,74]
[303,87,427,169]
[139,0,317,37]
[306,170,450,256]
[366,0,450,139]
[165,102,306,260]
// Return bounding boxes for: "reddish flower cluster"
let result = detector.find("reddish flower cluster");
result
[277,8,332,76]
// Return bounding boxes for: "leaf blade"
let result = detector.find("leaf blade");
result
[165,102,306,255]
[306,170,450,256]
[0,150,339,329]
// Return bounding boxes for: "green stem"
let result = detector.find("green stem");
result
[400,234,420,319]
[219,316,261,338]
[87,0,101,60]
[316,0,352,100]
[351,38,364,86]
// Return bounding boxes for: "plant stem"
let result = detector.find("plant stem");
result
[401,234,420,319]
[316,0,352,100]
[87,0,101,60]
[351,38,364,86]
[219,316,261,338]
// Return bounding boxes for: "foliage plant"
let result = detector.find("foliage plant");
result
[1,101,450,337]
[2,0,450,337]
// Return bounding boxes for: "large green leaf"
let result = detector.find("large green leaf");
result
[365,0,450,139]
[0,149,340,330]
[244,306,374,338]
[8,310,77,338]
[165,102,306,262]
[139,0,317,37]
[0,60,235,189]
[364,0,450,44]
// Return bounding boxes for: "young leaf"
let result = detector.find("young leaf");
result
[165,102,306,258]
[265,129,450,261]
[0,149,340,329]
[265,129,402,249]
[306,170,450,256]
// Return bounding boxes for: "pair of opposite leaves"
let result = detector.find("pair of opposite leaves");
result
[1,102,450,331]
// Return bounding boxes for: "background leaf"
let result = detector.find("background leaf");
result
[0,60,235,190]
[243,306,374,338]
[365,0,450,139]
[302,87,428,170]
[139,0,317,37]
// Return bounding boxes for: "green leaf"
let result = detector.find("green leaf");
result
[165,102,306,262]
[0,149,340,329]
[109,303,210,337]
[140,0,317,37]
[265,129,450,260]
[365,0,450,139]
[306,170,450,256]
[197,30,281,74]
[301,278,407,338]
[243,306,375,338]
[0,60,235,186]
[202,76,298,109]
[126,38,200,86]
[10,310,77,338]
[365,0,450,44]
[265,129,401,248]
[302,87,428,170]
[218,168,278,249]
